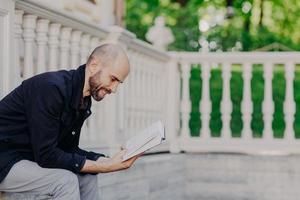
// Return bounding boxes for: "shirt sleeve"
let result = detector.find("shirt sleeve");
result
[75,147,107,161]
[25,81,86,173]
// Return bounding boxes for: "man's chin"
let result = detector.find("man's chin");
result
[92,95,104,102]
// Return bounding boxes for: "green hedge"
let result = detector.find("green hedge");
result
[189,64,300,138]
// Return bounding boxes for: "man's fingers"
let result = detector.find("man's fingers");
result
[122,156,137,167]
[128,154,141,165]
[120,152,144,169]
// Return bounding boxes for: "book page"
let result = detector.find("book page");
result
[122,121,165,161]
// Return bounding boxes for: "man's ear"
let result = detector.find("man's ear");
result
[87,57,100,74]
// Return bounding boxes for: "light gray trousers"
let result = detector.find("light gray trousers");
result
[0,160,99,200]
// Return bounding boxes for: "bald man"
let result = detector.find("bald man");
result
[0,44,140,199]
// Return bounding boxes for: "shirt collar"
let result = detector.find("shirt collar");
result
[70,64,91,110]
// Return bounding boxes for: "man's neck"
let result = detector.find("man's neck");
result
[83,67,90,97]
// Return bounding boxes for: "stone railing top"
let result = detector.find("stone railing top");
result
[16,0,108,39]
[129,38,170,62]
[16,0,170,63]
[170,51,300,63]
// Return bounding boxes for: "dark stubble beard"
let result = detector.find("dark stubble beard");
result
[89,71,103,101]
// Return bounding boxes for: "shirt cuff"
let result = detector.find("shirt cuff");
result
[72,154,86,172]
[86,151,106,161]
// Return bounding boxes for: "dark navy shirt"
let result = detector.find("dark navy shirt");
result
[0,64,105,183]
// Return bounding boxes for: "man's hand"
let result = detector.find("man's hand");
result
[96,150,141,173]
[80,149,142,174]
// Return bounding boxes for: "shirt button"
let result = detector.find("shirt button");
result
[72,131,76,135]
[75,163,79,167]
[87,110,91,114]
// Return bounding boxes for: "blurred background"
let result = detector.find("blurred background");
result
[125,0,300,139]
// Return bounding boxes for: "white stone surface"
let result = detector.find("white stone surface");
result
[3,152,300,199]
[94,153,300,200]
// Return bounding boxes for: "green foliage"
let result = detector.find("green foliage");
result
[189,65,201,136]
[126,0,300,51]
[209,67,222,137]
[251,64,264,137]
[230,66,243,137]
[125,0,300,136]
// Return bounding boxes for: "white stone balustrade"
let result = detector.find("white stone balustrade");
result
[221,62,232,139]
[48,23,61,72]
[172,52,300,154]
[241,62,253,139]
[36,19,49,74]
[70,30,82,67]
[59,27,72,69]
[200,62,211,138]
[262,62,274,140]
[284,62,296,140]
[22,14,37,79]
[14,10,24,82]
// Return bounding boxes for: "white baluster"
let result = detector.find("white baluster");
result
[70,30,82,67]
[140,57,146,126]
[221,63,232,139]
[151,70,155,122]
[156,61,161,119]
[123,72,129,131]
[22,14,37,79]
[262,62,274,139]
[166,59,180,153]
[89,36,99,54]
[133,65,139,130]
[200,62,211,138]
[126,51,132,133]
[159,63,164,121]
[162,64,167,122]
[14,10,24,83]
[180,62,191,139]
[241,62,253,139]
[136,58,142,111]
[48,23,61,71]
[60,27,72,69]
[284,62,296,140]
[80,34,91,64]
[36,19,49,74]
[128,53,135,132]
[145,63,151,124]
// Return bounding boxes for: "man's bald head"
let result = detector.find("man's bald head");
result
[87,44,130,73]
[85,43,130,101]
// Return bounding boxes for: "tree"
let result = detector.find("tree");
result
[125,0,300,51]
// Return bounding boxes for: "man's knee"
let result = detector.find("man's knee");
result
[85,174,98,185]
[50,170,80,199]
[53,170,79,188]
[78,174,98,186]
[77,174,98,191]
[77,174,99,199]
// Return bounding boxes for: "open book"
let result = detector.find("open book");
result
[122,121,166,161]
